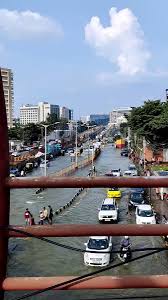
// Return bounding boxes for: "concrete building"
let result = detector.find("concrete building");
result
[38,102,59,122]
[1,68,14,128]
[20,102,60,125]
[109,107,132,126]
[80,114,109,125]
[20,104,39,125]
[60,106,73,120]
[90,114,109,125]
[80,116,90,123]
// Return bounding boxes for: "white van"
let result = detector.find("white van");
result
[98,198,118,223]
[84,236,112,267]
[135,204,156,224]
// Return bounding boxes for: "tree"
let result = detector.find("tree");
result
[120,122,128,137]
[23,123,41,144]
[128,100,168,149]
[46,113,59,125]
[8,124,23,140]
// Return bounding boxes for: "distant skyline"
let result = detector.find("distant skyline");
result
[1,0,168,118]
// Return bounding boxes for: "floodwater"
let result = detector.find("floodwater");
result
[6,145,168,299]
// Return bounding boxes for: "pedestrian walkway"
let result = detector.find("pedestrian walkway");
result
[150,188,168,222]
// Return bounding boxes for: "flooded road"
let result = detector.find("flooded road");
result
[7,145,168,299]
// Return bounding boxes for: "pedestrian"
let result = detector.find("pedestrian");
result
[43,207,49,223]
[21,169,24,177]
[39,210,44,225]
[30,214,35,225]
[24,208,32,226]
[93,165,96,173]
[48,205,53,224]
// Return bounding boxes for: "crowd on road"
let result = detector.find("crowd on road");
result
[24,205,54,226]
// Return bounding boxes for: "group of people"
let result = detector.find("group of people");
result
[24,205,54,226]
[39,206,53,225]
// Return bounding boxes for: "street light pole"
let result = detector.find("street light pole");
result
[75,121,78,168]
[44,125,47,177]
[40,122,60,176]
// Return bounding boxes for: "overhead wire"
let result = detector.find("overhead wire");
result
[4,226,168,254]
[11,247,165,300]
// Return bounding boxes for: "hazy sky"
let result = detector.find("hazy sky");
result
[1,0,168,118]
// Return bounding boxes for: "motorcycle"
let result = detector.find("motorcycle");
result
[118,246,132,262]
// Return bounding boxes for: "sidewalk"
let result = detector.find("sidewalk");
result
[149,188,168,222]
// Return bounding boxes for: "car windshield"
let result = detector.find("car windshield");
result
[101,204,115,210]
[131,193,143,202]
[88,238,109,250]
[111,169,119,172]
[129,166,136,171]
[132,188,144,192]
[109,188,118,191]
[138,209,154,217]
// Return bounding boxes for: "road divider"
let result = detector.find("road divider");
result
[54,188,85,216]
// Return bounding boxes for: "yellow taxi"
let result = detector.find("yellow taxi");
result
[107,188,121,198]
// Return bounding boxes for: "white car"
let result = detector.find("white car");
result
[98,198,119,223]
[128,164,138,176]
[84,236,113,267]
[123,170,134,177]
[11,151,20,157]
[135,204,156,224]
[111,169,122,177]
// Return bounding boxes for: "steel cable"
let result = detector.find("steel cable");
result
[11,248,165,300]
[4,226,168,254]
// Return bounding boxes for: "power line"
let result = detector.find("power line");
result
[4,226,167,299]
[5,226,168,254]
[12,248,165,300]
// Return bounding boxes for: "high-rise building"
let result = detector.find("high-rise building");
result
[20,104,39,125]
[1,68,14,128]
[20,102,60,125]
[60,106,73,120]
[80,114,109,125]
[109,107,132,126]
[38,102,60,122]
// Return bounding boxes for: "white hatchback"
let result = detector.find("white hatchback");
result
[135,204,156,224]
[111,169,122,177]
[84,236,113,267]
[98,198,118,223]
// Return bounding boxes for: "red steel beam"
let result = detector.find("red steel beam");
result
[7,176,168,189]
[3,275,168,290]
[0,68,10,300]
[5,224,168,237]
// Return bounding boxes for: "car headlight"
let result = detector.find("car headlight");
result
[102,254,109,261]
[84,253,89,260]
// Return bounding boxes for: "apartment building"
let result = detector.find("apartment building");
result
[109,107,132,126]
[1,68,14,128]
[20,102,60,125]
[60,106,73,120]
[20,104,39,125]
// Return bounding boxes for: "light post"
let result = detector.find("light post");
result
[75,121,78,168]
[67,121,78,168]
[40,122,60,176]
[84,124,96,171]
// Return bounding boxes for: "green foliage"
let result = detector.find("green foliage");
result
[128,100,168,148]
[120,122,128,137]
[152,165,168,171]
[8,124,23,140]
[23,123,41,144]
[46,113,59,124]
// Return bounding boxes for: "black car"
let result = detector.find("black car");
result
[121,149,128,157]
[130,187,146,195]
[129,192,145,209]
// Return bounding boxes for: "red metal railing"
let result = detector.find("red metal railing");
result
[1,68,168,298]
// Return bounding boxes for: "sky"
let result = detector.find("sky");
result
[1,0,168,118]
